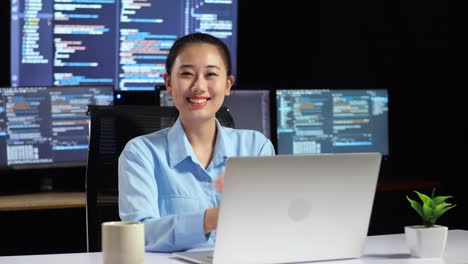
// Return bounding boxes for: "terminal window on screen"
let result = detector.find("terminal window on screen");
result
[10,0,238,92]
[276,89,389,155]
[159,89,272,139]
[0,86,114,168]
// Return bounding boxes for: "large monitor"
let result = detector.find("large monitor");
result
[10,0,238,91]
[276,89,389,156]
[159,88,272,139]
[0,86,114,170]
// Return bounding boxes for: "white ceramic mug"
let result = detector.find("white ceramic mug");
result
[102,221,145,264]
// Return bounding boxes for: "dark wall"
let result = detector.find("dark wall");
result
[238,0,468,231]
[235,0,466,232]
[237,1,463,181]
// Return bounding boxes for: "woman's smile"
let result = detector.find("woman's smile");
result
[187,95,211,107]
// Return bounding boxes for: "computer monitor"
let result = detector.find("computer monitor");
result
[0,86,114,170]
[159,88,272,139]
[10,0,238,92]
[276,89,388,156]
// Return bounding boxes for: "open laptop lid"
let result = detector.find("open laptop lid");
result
[214,152,381,264]
[172,152,381,264]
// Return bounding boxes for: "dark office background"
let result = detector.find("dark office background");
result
[0,0,465,256]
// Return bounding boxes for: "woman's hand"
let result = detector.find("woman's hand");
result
[203,207,219,234]
[203,173,225,234]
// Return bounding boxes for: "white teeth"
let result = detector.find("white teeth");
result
[189,98,207,103]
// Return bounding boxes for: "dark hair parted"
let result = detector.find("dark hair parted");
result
[165,32,232,77]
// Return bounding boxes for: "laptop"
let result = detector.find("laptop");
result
[172,152,382,264]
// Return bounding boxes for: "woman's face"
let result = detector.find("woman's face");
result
[164,43,234,125]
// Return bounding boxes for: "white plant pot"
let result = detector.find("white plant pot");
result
[404,225,448,258]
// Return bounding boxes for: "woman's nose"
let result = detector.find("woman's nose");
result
[191,76,207,93]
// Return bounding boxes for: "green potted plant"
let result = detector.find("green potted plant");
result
[405,188,456,258]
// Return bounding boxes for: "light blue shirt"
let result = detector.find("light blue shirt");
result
[118,118,275,252]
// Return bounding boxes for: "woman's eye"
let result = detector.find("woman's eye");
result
[207,72,218,77]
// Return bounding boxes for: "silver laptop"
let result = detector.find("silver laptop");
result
[172,152,382,264]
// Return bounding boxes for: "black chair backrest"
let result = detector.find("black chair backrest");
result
[85,105,234,252]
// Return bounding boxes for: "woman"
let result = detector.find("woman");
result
[118,32,275,252]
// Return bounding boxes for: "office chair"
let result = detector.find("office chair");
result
[85,105,235,252]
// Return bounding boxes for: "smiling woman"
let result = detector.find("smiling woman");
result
[164,38,234,127]
[117,32,275,253]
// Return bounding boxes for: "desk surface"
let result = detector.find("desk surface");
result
[0,230,466,264]
[0,192,85,211]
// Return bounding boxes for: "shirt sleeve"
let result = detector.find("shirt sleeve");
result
[258,139,276,156]
[118,139,209,252]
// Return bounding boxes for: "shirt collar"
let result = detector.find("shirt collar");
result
[167,118,231,168]
[167,118,194,168]
[212,119,231,167]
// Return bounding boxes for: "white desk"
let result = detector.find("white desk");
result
[1,230,467,264]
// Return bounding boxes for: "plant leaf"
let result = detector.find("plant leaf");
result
[406,196,424,219]
[414,191,432,207]
[433,195,453,205]
[433,204,457,221]
[422,203,433,222]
